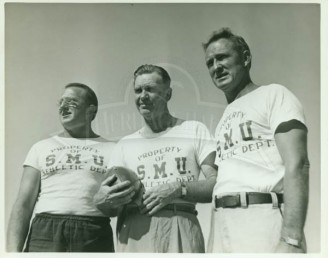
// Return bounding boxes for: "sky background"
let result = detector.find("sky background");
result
[4,3,321,253]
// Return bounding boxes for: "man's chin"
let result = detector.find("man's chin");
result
[139,108,152,116]
[60,117,73,125]
[214,80,231,91]
[139,108,151,115]
[60,120,84,130]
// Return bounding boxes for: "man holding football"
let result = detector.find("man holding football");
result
[94,64,217,252]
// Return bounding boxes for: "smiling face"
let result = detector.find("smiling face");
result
[58,87,92,130]
[134,72,171,120]
[205,38,249,95]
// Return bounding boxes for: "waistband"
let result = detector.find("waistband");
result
[36,213,110,222]
[125,203,198,215]
[215,192,284,209]
[165,204,198,215]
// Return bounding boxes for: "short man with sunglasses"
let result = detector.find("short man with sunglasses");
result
[7,83,116,252]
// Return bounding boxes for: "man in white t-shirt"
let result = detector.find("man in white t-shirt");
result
[6,83,121,252]
[202,28,309,253]
[94,64,217,252]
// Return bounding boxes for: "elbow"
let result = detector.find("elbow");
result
[285,156,310,178]
[13,198,35,214]
[209,177,217,188]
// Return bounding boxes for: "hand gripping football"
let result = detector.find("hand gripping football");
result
[107,166,144,205]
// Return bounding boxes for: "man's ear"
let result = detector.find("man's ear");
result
[243,50,252,67]
[88,105,97,120]
[166,88,172,101]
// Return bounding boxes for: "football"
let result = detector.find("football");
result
[107,166,144,203]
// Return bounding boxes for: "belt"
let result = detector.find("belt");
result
[36,213,110,223]
[215,192,284,208]
[164,204,198,215]
[125,204,197,215]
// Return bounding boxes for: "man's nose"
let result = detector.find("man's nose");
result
[59,104,68,112]
[58,100,69,112]
[140,90,149,100]
[213,58,222,71]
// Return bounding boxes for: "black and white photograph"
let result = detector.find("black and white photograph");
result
[1,1,326,256]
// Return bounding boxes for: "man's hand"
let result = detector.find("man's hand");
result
[274,239,305,253]
[141,182,181,215]
[94,175,135,212]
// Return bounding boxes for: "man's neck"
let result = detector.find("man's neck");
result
[61,126,98,139]
[225,77,258,104]
[143,112,177,133]
[235,82,259,101]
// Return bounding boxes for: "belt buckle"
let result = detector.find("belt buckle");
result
[222,194,240,208]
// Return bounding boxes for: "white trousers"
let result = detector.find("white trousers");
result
[207,203,286,253]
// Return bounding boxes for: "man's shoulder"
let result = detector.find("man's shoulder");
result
[117,130,141,142]
[89,135,116,144]
[32,136,57,146]
[259,83,288,93]
[257,84,298,102]
[33,135,116,146]
[176,119,209,130]
[25,136,57,153]
[173,119,212,139]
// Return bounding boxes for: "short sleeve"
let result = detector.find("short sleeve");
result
[268,85,306,133]
[193,122,216,165]
[107,140,126,168]
[23,143,40,170]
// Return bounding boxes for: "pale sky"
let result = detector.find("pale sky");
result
[3,2,325,255]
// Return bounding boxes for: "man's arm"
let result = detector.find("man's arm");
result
[93,174,136,217]
[142,151,217,215]
[6,166,41,252]
[274,120,309,253]
[177,151,217,203]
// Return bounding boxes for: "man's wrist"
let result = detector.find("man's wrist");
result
[281,227,303,247]
[280,236,302,248]
[180,181,187,198]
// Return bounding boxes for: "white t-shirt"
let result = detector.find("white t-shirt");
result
[24,135,115,216]
[213,84,306,196]
[110,120,216,204]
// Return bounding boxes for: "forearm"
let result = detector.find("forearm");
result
[182,178,216,203]
[142,160,217,214]
[7,204,34,252]
[182,162,217,203]
[182,153,218,203]
[281,162,309,239]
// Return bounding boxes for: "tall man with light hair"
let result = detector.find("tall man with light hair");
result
[202,28,309,253]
